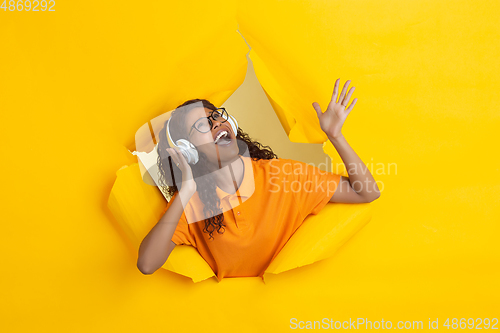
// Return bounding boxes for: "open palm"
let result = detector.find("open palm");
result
[312,78,357,139]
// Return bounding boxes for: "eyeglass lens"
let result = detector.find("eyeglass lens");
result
[193,109,228,133]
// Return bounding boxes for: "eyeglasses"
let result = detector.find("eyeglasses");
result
[188,108,229,136]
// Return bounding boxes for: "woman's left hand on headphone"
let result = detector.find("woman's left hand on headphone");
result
[312,78,357,139]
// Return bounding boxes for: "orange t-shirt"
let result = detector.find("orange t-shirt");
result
[162,154,341,281]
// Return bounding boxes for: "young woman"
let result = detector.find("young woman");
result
[137,79,380,280]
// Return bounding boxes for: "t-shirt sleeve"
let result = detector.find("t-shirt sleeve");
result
[162,192,196,247]
[288,159,341,220]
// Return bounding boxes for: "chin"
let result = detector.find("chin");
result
[212,140,239,162]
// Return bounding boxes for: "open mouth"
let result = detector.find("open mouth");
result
[214,130,233,146]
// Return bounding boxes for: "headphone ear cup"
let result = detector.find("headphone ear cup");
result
[227,115,238,137]
[175,139,199,165]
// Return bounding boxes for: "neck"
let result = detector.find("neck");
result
[208,155,244,195]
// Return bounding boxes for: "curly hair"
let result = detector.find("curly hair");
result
[156,98,278,240]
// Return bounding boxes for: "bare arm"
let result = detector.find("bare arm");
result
[328,134,380,203]
[312,78,381,203]
[136,189,193,275]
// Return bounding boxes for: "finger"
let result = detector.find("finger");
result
[166,148,180,167]
[343,86,355,106]
[312,102,322,119]
[173,150,185,168]
[176,149,189,167]
[330,78,340,104]
[338,80,351,105]
[345,98,358,115]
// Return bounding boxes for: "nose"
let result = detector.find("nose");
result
[211,118,223,130]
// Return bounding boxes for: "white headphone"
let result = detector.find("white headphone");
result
[165,108,239,165]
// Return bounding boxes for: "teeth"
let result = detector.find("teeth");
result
[214,131,228,144]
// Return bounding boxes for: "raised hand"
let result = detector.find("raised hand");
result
[312,78,358,139]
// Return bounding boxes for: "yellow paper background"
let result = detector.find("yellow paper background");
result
[1,0,499,332]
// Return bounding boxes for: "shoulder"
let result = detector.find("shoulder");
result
[249,158,313,178]
[250,157,295,167]
[255,158,314,170]
[250,157,292,172]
